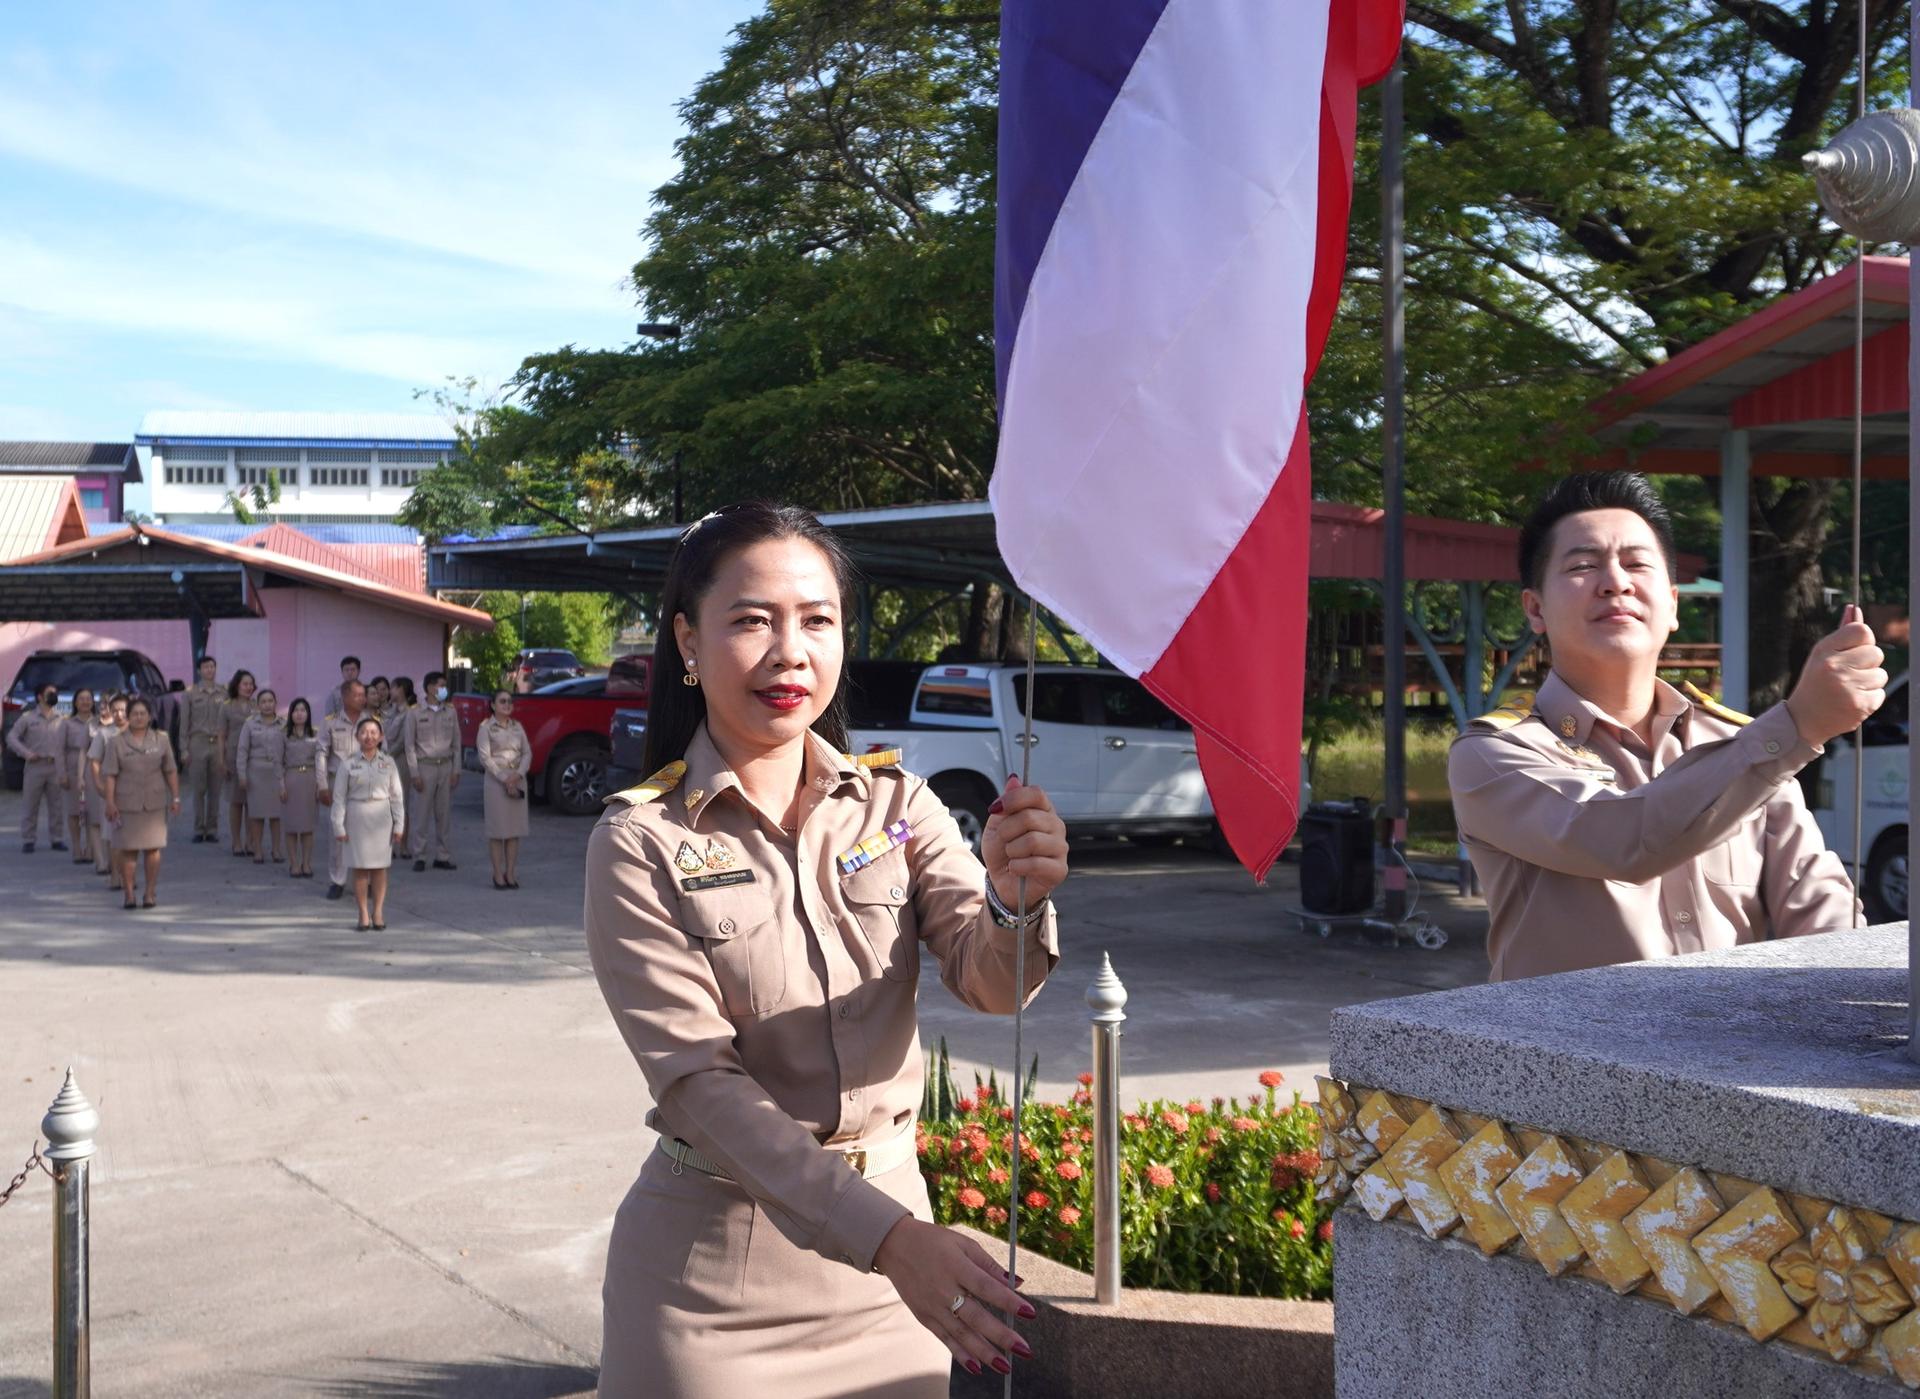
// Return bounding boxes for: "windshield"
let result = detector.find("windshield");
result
[12,657,126,698]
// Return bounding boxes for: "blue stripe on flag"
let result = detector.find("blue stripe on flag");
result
[994,0,1172,407]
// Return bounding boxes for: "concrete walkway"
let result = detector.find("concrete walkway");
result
[0,785,1488,1397]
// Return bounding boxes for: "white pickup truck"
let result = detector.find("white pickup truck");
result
[851,663,1217,852]
[1814,672,1909,921]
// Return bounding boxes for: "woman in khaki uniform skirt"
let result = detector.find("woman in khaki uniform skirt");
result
[282,699,322,879]
[476,691,531,889]
[239,691,288,864]
[88,694,126,879]
[62,688,98,865]
[102,697,180,909]
[331,717,405,931]
[221,671,257,856]
[583,505,1070,1398]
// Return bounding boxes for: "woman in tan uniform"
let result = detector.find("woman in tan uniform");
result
[282,699,322,879]
[239,689,288,864]
[221,670,257,856]
[476,690,531,889]
[103,697,180,909]
[88,694,126,880]
[583,504,1070,1397]
[384,679,414,793]
[63,688,97,865]
[331,716,405,931]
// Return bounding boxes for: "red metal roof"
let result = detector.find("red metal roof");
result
[1308,500,1701,583]
[4,523,492,628]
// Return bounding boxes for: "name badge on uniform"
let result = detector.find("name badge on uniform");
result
[837,818,913,875]
[682,870,756,892]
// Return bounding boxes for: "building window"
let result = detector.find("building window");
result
[78,487,106,512]
[377,449,445,463]
[164,463,226,485]
[236,465,284,487]
[380,467,426,487]
[307,448,374,463]
[165,445,229,462]
[310,466,370,487]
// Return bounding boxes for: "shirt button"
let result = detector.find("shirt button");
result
[814,776,833,790]
[1677,910,1693,923]
[718,918,736,934]
[838,1003,850,1019]
[889,886,906,901]
[1764,739,1781,755]
[849,1086,861,1098]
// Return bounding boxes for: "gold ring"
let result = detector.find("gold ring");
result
[948,1292,967,1315]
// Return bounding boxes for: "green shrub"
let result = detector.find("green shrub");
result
[918,1069,1331,1300]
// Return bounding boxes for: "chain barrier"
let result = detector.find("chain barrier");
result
[0,1141,57,1210]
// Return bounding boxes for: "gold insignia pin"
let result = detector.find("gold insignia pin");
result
[1559,715,1578,738]
[674,841,706,876]
[682,787,704,811]
[703,838,735,872]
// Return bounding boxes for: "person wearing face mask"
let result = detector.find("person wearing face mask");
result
[8,684,69,854]
[404,671,461,872]
[239,688,288,864]
[583,503,1070,1396]
[62,688,98,865]
[1448,471,1879,982]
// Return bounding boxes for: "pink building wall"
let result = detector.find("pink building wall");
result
[0,591,446,705]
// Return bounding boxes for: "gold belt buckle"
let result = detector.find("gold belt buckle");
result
[843,1148,868,1175]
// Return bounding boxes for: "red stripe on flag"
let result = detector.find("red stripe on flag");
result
[1140,0,1396,881]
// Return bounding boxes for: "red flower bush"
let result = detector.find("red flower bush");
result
[1024,1190,1050,1210]
[1145,1164,1177,1190]
[1258,1070,1286,1089]
[1056,1160,1083,1181]
[1059,1206,1082,1227]
[957,1187,986,1211]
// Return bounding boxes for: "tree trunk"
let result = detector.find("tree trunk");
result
[964,580,1006,660]
[1746,479,1839,709]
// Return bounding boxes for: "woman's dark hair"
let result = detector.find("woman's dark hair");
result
[126,696,154,721]
[641,502,858,773]
[286,698,314,739]
[256,688,276,706]
[355,715,384,740]
[1518,470,1677,592]
[393,676,416,705]
[226,669,256,700]
[72,688,94,712]
[492,689,515,707]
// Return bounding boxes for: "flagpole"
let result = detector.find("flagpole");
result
[1004,594,1038,1396]
[1381,57,1409,922]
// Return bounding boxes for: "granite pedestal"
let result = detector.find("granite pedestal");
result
[1319,925,1919,1398]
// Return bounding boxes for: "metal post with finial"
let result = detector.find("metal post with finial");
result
[1086,954,1128,1305]
[42,1068,98,1399]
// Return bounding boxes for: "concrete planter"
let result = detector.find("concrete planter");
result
[948,1225,1332,1398]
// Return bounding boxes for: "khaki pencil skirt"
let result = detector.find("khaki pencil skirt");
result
[598,1150,949,1399]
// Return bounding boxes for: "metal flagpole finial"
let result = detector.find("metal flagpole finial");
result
[1087,953,1128,1023]
[1804,108,1920,243]
[42,1068,100,1164]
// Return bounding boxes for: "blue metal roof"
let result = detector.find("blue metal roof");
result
[135,410,458,447]
[166,523,422,544]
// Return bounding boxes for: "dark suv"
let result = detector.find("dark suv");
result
[507,649,587,691]
[3,649,179,789]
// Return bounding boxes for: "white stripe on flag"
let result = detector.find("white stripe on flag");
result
[991,1,1331,677]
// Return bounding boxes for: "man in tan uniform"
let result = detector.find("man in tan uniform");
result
[8,685,68,853]
[405,670,460,872]
[1449,471,1884,981]
[322,655,361,720]
[182,655,226,842]
[320,681,369,899]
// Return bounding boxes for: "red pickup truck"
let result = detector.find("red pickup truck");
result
[454,655,649,816]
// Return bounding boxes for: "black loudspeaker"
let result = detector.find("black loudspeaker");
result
[1299,800,1375,915]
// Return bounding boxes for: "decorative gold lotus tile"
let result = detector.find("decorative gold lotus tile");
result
[1314,1077,1920,1387]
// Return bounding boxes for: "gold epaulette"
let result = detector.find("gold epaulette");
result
[1469,693,1536,731]
[1682,681,1753,727]
[846,748,903,770]
[604,760,687,807]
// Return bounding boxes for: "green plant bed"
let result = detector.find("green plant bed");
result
[917,1058,1331,1301]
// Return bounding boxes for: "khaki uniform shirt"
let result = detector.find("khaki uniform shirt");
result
[583,724,1058,1273]
[1449,672,1858,982]
[183,680,225,750]
[219,698,253,768]
[406,704,460,766]
[87,723,117,797]
[323,684,346,719]
[103,730,178,812]
[238,715,287,779]
[319,711,367,788]
[7,708,64,764]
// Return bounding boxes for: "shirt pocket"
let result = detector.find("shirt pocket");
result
[1703,809,1766,888]
[679,887,787,1017]
[842,853,919,982]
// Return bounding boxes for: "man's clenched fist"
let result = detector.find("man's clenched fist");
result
[1785,604,1888,747]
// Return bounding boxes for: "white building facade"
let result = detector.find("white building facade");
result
[137,411,458,524]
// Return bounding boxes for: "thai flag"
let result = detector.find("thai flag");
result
[991,0,1403,879]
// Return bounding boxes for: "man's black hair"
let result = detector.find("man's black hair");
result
[339,656,361,671]
[1518,471,1677,593]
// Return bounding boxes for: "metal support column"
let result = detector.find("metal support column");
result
[1381,59,1409,921]
[1086,954,1128,1305]
[1718,430,1751,712]
[43,1069,98,1399]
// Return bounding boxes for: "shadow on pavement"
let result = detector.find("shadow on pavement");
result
[0,1378,53,1399]
[308,1357,598,1398]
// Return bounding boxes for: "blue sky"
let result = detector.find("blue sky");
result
[0,1,763,456]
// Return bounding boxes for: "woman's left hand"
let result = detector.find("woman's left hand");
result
[981,775,1068,909]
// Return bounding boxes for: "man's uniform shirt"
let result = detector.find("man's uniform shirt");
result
[183,680,225,750]
[1447,671,1858,982]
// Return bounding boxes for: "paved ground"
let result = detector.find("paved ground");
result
[0,784,1490,1397]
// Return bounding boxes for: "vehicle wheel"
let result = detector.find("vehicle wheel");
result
[931,776,993,857]
[1863,829,1909,923]
[549,740,611,817]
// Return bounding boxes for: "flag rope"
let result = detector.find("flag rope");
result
[1849,0,1867,915]
[1004,595,1039,1396]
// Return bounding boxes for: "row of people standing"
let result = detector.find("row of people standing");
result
[16,656,535,921]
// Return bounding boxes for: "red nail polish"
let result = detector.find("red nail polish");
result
[988,799,1005,815]
[1006,773,1021,785]
[1017,1304,1037,1320]
[991,1357,1012,1375]
[964,1359,982,1375]
[1013,1339,1035,1357]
